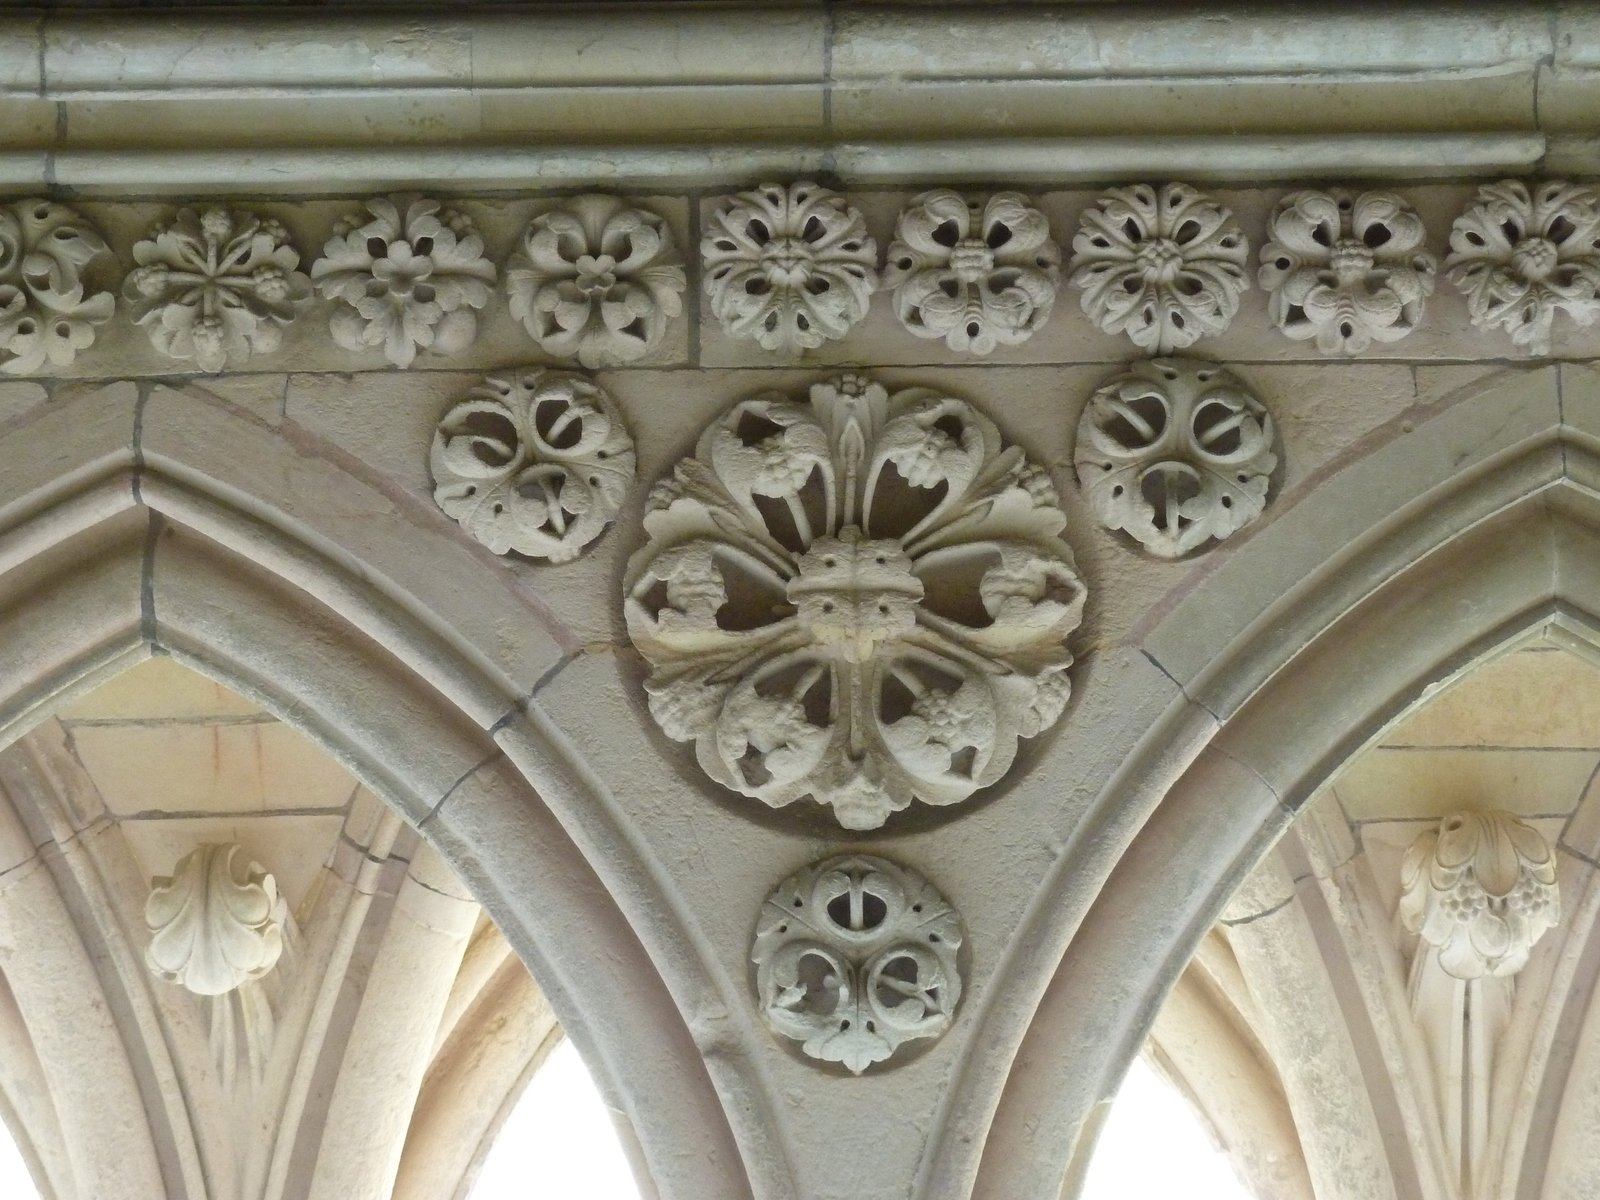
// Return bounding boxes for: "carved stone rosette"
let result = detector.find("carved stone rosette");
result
[1076,359,1276,559]
[145,843,288,996]
[882,189,1061,355]
[431,368,635,562]
[506,194,686,367]
[1399,810,1559,980]
[625,373,1085,830]
[0,199,114,375]
[1446,180,1600,356]
[1068,183,1249,353]
[702,182,878,353]
[311,196,496,368]
[1259,190,1437,355]
[125,207,311,372]
[752,854,962,1074]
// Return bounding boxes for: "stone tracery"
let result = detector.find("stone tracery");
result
[625,373,1085,830]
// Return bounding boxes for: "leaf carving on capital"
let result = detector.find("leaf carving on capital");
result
[881,189,1061,355]
[125,206,311,372]
[702,182,878,353]
[507,195,686,367]
[312,196,496,368]
[624,373,1085,831]
[1068,183,1249,353]
[1445,180,1600,356]
[752,854,962,1074]
[0,199,114,374]
[145,843,289,997]
[1259,190,1437,354]
[1399,810,1559,980]
[1075,359,1276,559]
[431,368,635,562]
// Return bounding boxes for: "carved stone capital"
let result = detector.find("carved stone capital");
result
[625,372,1084,830]
[752,854,962,1074]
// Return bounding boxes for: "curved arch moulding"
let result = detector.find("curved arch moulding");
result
[0,379,769,1200]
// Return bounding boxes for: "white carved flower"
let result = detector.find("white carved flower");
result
[702,182,878,353]
[1445,179,1600,355]
[431,369,635,562]
[752,854,962,1074]
[124,206,311,372]
[311,196,496,368]
[507,195,685,367]
[145,843,288,997]
[625,373,1085,830]
[1068,183,1249,353]
[1259,190,1437,355]
[881,189,1060,355]
[1399,811,1559,979]
[1076,359,1276,559]
[0,199,114,375]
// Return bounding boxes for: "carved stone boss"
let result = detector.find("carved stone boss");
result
[432,368,635,562]
[752,854,962,1074]
[1076,358,1276,559]
[625,373,1085,831]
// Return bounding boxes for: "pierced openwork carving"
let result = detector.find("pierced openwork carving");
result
[1068,183,1249,353]
[702,182,878,353]
[881,189,1060,355]
[0,199,114,375]
[1076,359,1275,559]
[1446,180,1600,355]
[506,194,686,367]
[1400,810,1559,980]
[431,368,635,562]
[625,373,1085,830]
[312,196,496,368]
[125,207,311,372]
[1259,190,1437,355]
[145,843,289,996]
[752,854,962,1074]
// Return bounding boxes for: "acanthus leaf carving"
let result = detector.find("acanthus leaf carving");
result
[702,182,878,353]
[1259,190,1437,355]
[311,196,496,368]
[125,206,311,372]
[1445,179,1600,356]
[507,194,686,367]
[431,368,635,562]
[0,198,115,375]
[1399,809,1559,981]
[146,843,289,996]
[1068,183,1249,353]
[1075,358,1276,558]
[752,854,962,1074]
[625,372,1085,831]
[881,189,1060,355]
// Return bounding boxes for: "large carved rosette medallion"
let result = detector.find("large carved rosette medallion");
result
[752,854,963,1074]
[625,374,1085,830]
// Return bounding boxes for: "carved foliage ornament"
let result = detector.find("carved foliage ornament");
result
[882,189,1061,355]
[702,182,878,353]
[1446,180,1600,355]
[126,207,311,372]
[1069,183,1249,353]
[431,369,635,562]
[507,194,686,367]
[312,196,496,368]
[0,199,114,375]
[625,374,1085,831]
[1076,359,1275,559]
[753,854,962,1074]
[1259,190,1437,355]
[1399,810,1559,980]
[145,843,289,996]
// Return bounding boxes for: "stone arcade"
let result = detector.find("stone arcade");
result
[1,5,1600,1200]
